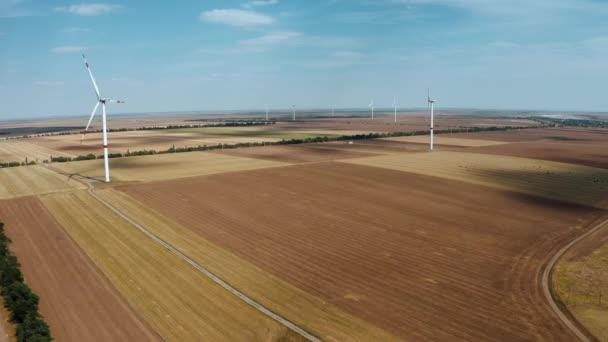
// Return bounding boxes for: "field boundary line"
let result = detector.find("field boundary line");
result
[542,214,608,342]
[85,182,320,342]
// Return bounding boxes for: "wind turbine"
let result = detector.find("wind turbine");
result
[369,99,374,120]
[265,104,269,121]
[393,97,397,123]
[292,105,296,121]
[427,89,435,151]
[80,54,124,183]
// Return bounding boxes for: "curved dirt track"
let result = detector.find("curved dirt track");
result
[543,215,608,342]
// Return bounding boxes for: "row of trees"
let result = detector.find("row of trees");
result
[531,116,608,128]
[4,121,276,140]
[1,124,542,168]
[0,223,52,341]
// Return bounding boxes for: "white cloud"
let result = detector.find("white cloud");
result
[51,46,87,54]
[55,3,123,16]
[240,31,301,46]
[199,9,274,28]
[34,81,64,87]
[243,0,279,9]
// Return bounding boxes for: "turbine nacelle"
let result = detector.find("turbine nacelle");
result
[100,98,125,104]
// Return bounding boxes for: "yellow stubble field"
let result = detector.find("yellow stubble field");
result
[0,139,75,163]
[40,190,297,341]
[0,165,83,199]
[52,151,290,182]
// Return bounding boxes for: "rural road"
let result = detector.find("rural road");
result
[84,181,320,342]
[542,215,608,342]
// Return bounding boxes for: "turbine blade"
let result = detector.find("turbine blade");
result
[82,54,101,100]
[81,101,100,143]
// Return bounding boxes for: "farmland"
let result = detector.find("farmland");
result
[343,151,608,209]
[93,188,397,341]
[382,135,509,147]
[0,113,539,164]
[0,197,160,341]
[0,165,83,199]
[1,114,607,341]
[40,190,296,341]
[51,151,289,182]
[552,216,608,341]
[117,161,604,341]
[214,143,380,163]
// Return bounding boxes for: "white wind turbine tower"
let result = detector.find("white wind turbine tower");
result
[369,99,374,120]
[265,104,269,121]
[393,97,397,123]
[427,89,435,150]
[292,105,296,121]
[80,54,124,183]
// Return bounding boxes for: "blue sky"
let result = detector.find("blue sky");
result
[1,0,608,119]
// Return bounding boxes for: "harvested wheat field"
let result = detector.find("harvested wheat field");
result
[0,196,160,341]
[40,190,297,341]
[0,139,74,163]
[52,151,288,182]
[118,162,604,341]
[26,130,279,156]
[95,188,397,341]
[383,135,510,147]
[344,151,608,209]
[0,165,83,199]
[552,215,608,341]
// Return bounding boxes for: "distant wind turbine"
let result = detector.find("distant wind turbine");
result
[393,97,397,123]
[265,104,269,121]
[369,99,374,120]
[292,105,296,121]
[80,54,124,183]
[427,89,435,151]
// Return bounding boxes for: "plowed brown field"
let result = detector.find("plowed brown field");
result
[0,196,160,342]
[344,151,608,209]
[118,162,603,341]
[448,127,608,142]
[214,144,379,163]
[469,140,608,169]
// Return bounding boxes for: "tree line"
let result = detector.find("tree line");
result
[0,123,544,168]
[0,223,52,341]
[21,124,541,166]
[3,121,276,140]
